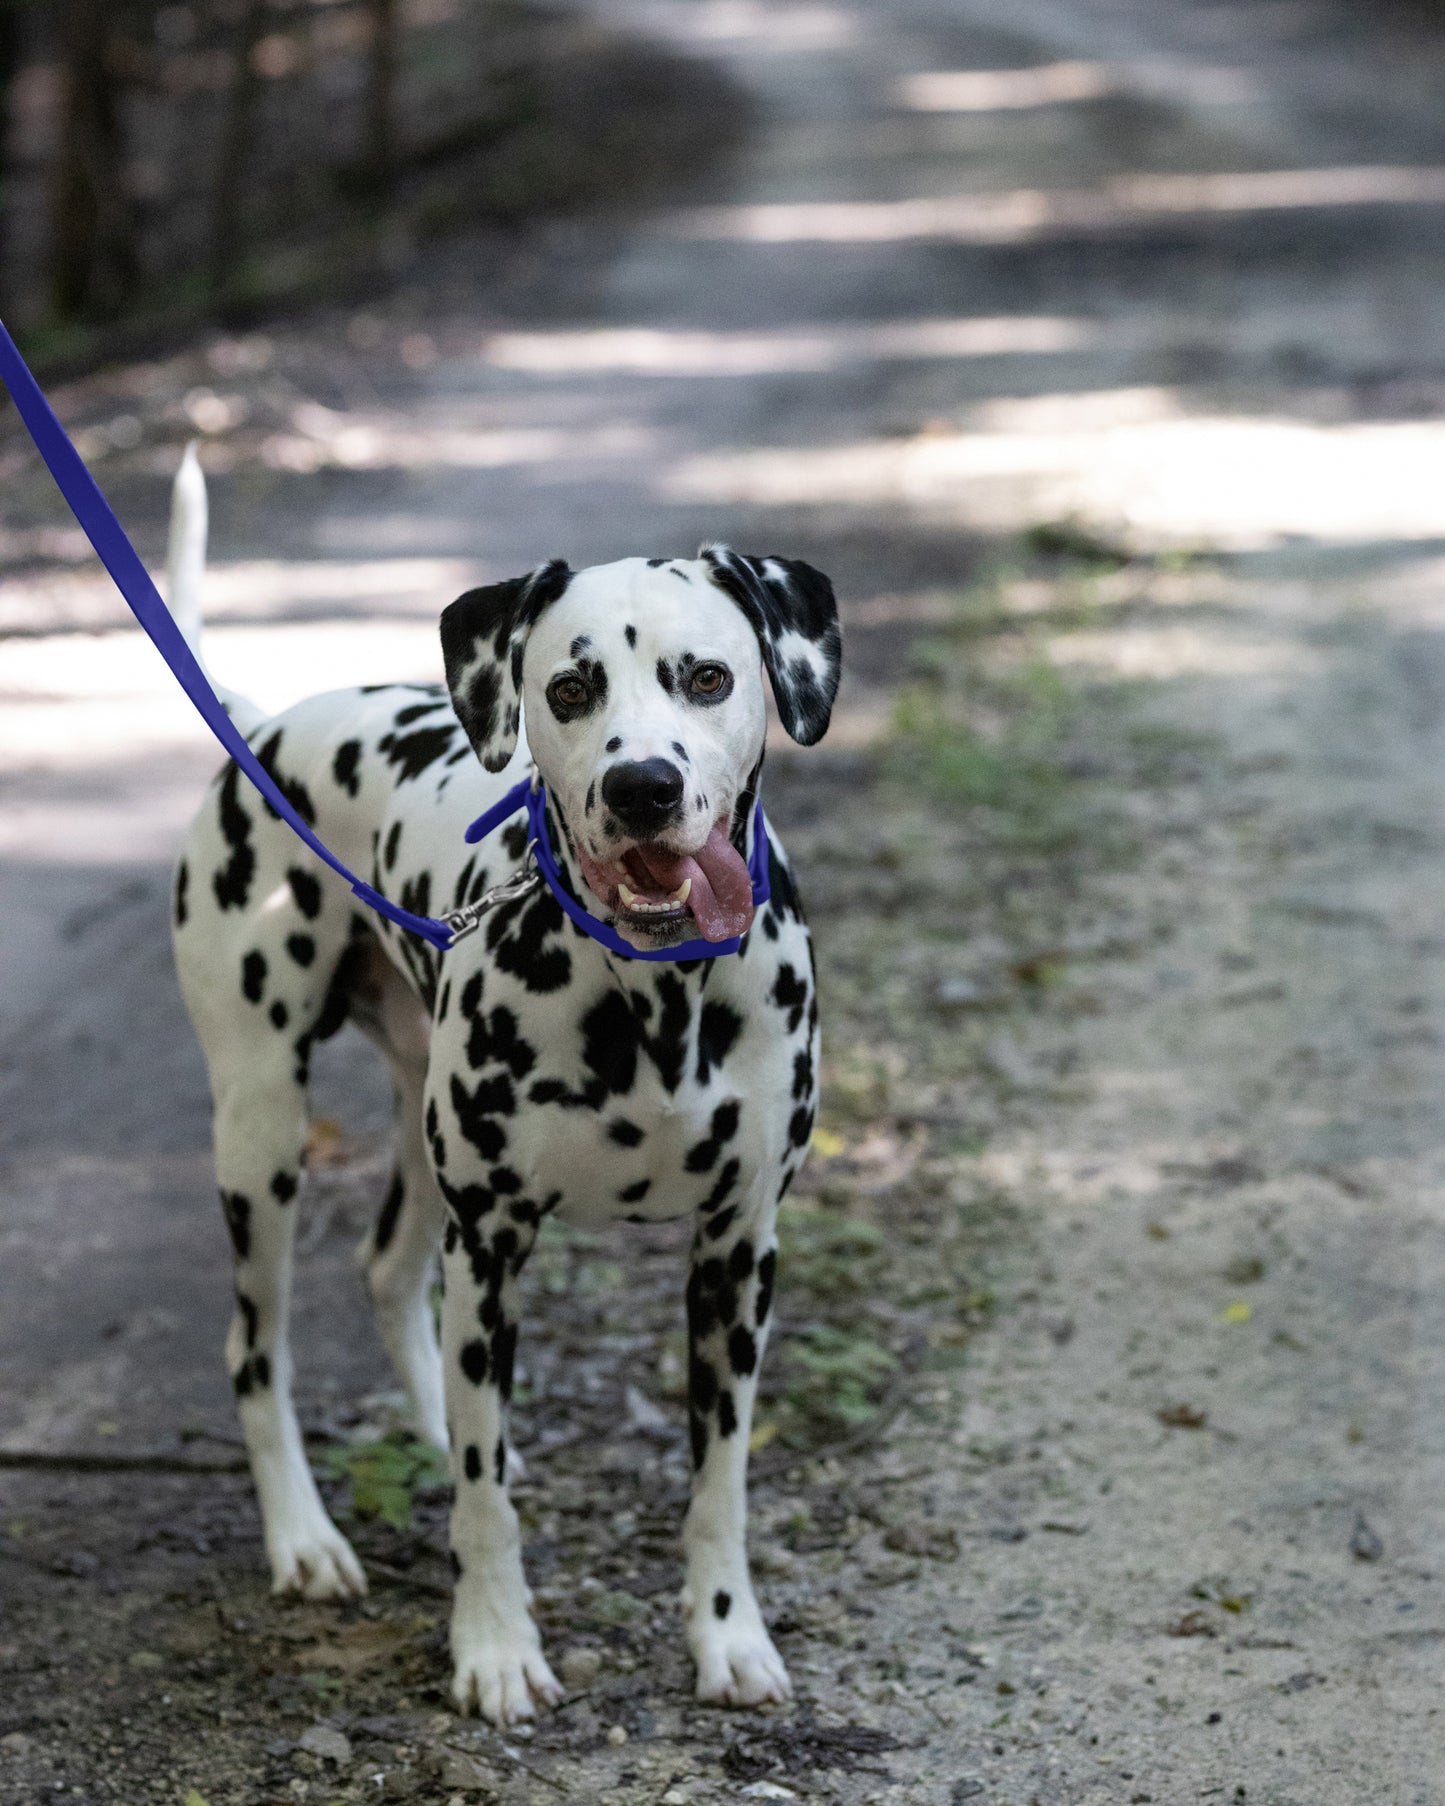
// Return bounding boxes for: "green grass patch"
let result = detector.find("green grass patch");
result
[778,1200,888,1302]
[320,1434,449,1531]
[781,1323,897,1435]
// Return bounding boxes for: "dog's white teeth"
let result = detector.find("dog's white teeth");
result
[619,882,638,908]
[671,879,692,904]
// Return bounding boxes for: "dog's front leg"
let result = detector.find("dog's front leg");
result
[682,1192,792,1707]
[441,1209,562,1724]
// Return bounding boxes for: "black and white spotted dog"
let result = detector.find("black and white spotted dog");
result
[167,450,841,1722]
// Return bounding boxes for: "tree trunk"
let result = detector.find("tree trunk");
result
[49,0,136,320]
[0,1,25,321]
[365,0,397,195]
[209,0,269,294]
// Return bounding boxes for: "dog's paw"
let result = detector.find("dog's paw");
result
[691,1615,793,1708]
[451,1624,563,1725]
[267,1519,367,1602]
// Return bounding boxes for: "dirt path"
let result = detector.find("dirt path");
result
[7,1,1445,1801]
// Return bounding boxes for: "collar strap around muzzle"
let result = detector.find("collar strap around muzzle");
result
[462,777,770,962]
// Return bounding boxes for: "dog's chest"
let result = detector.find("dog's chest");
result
[512,1078,741,1227]
[430,907,809,1229]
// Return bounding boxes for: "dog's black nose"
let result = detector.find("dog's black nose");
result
[601,758,685,833]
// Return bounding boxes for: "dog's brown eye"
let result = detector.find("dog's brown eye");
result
[691,664,728,696]
[549,675,588,710]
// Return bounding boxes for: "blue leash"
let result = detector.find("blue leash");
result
[0,318,765,961]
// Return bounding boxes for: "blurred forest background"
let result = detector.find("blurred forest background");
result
[0,0,735,363]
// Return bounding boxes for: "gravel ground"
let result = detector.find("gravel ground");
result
[7,1,1445,1802]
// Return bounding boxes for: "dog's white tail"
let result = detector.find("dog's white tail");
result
[165,442,268,738]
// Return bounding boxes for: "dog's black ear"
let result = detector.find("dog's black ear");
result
[700,545,842,745]
[440,560,572,771]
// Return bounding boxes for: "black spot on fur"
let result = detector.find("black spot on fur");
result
[373,1172,404,1253]
[241,949,267,1003]
[464,1442,482,1482]
[494,1438,506,1484]
[287,866,323,920]
[789,1103,814,1148]
[286,932,316,968]
[220,1190,252,1259]
[581,976,690,1098]
[270,1000,288,1029]
[449,1550,462,1579]
[767,840,803,922]
[690,1353,718,1416]
[255,729,317,827]
[460,1339,489,1385]
[772,963,808,1033]
[213,763,256,911]
[609,1118,644,1148]
[270,1170,297,1203]
[728,1325,758,1376]
[606,736,622,753]
[236,1292,258,1348]
[756,1250,776,1325]
[377,723,457,783]
[685,1099,742,1173]
[493,1320,518,1400]
[697,1000,743,1084]
[700,1158,740,1219]
[486,886,572,994]
[450,1073,510,1163]
[619,1177,652,1202]
[714,1590,732,1620]
[394,699,447,727]
[174,860,189,927]
[625,624,637,647]
[465,1001,536,1080]
[332,739,363,797]
[383,820,403,872]
[728,1239,754,1282]
[655,658,676,696]
[717,1390,738,1438]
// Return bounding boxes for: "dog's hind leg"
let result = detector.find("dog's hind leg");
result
[349,947,447,1450]
[176,849,369,1601]
[681,1184,792,1707]
[209,1048,367,1600]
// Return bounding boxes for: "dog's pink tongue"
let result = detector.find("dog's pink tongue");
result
[632,825,755,941]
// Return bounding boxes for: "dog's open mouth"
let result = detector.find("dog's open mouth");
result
[576,820,755,943]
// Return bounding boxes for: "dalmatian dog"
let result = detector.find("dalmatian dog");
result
[167,449,841,1722]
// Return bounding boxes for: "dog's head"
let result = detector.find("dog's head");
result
[440,548,841,949]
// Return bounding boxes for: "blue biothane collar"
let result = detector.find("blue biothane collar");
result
[458,775,770,962]
[0,316,766,961]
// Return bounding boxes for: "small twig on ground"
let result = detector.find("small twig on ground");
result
[365,1556,451,1598]
[0,1448,248,1475]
